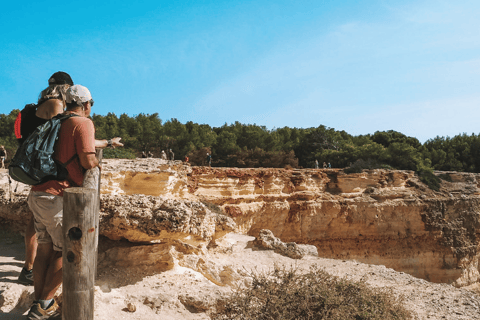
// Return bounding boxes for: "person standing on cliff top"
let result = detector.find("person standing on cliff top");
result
[169,149,174,161]
[25,85,122,320]
[0,146,6,169]
[206,153,212,167]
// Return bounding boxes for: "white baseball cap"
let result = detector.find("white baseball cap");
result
[65,84,92,105]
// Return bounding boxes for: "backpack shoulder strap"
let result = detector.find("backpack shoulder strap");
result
[57,154,81,187]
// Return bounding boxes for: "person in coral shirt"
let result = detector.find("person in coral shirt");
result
[26,85,100,319]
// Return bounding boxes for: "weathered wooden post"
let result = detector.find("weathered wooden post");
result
[62,149,102,320]
[82,149,103,269]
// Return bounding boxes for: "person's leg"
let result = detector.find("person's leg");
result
[33,243,53,301]
[27,191,62,298]
[24,214,37,270]
[26,191,64,319]
[40,250,62,300]
[18,214,37,285]
[27,244,62,319]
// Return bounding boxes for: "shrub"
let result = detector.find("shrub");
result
[344,159,382,174]
[418,168,440,191]
[212,266,411,320]
[226,148,299,168]
[102,148,136,159]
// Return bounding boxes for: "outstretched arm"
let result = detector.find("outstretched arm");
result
[95,137,124,149]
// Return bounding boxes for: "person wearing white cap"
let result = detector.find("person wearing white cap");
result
[25,84,121,320]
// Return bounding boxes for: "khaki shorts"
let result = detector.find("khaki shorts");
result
[27,191,64,251]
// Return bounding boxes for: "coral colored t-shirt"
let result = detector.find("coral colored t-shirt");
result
[32,116,96,196]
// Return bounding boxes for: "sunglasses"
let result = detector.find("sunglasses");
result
[89,99,94,107]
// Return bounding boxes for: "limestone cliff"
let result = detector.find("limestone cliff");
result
[1,158,479,287]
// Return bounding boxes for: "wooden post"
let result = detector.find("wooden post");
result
[62,187,96,320]
[62,149,102,320]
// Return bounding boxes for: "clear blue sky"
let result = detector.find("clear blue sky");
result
[1,0,479,143]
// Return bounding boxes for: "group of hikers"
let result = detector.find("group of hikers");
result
[314,159,331,169]
[139,149,212,167]
[10,72,123,319]
[141,149,174,160]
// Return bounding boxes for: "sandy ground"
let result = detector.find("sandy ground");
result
[1,229,480,320]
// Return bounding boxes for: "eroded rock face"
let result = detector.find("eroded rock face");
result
[185,166,480,287]
[1,160,480,287]
[100,195,235,245]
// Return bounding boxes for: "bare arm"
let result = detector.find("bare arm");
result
[78,153,99,170]
[95,137,124,149]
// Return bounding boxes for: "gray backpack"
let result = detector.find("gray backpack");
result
[9,113,78,185]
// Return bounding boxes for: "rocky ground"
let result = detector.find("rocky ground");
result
[1,229,480,320]
[2,163,480,319]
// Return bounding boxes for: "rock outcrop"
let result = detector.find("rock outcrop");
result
[1,158,480,288]
[252,229,318,259]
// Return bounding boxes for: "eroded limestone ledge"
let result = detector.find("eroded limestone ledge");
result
[1,159,480,287]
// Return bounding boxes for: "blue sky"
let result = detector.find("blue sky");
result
[1,0,479,143]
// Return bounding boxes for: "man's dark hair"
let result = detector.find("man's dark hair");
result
[49,72,74,86]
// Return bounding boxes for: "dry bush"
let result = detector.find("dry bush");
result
[212,266,411,320]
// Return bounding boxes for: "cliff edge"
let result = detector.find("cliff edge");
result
[1,158,480,288]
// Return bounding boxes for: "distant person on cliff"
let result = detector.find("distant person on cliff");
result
[169,149,174,161]
[161,150,167,160]
[315,159,319,169]
[323,162,327,169]
[0,146,6,169]
[148,151,153,158]
[141,151,147,158]
[184,155,189,163]
[206,153,212,167]
[328,162,331,168]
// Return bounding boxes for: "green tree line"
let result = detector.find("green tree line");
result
[1,110,479,178]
